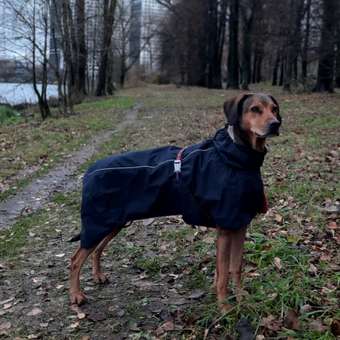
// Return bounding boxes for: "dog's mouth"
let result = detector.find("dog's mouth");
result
[252,127,280,139]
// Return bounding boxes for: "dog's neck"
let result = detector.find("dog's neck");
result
[227,125,266,153]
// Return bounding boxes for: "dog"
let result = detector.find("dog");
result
[68,93,281,312]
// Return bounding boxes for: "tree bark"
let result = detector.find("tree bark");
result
[75,0,87,95]
[227,0,239,89]
[96,0,117,96]
[240,0,254,90]
[272,52,280,86]
[206,0,227,88]
[314,0,338,92]
[283,0,303,91]
[301,0,312,82]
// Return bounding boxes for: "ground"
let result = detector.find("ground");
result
[0,84,339,339]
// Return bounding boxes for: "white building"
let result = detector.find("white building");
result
[130,0,165,71]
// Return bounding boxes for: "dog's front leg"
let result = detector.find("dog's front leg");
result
[216,227,232,312]
[229,227,247,302]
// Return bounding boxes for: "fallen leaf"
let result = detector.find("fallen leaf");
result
[27,307,42,316]
[300,304,312,313]
[156,321,175,336]
[143,218,155,226]
[274,257,282,270]
[308,263,318,275]
[275,214,283,224]
[0,321,11,331]
[327,221,337,230]
[70,304,86,319]
[69,321,80,329]
[309,319,327,332]
[261,315,282,331]
[55,253,65,258]
[0,297,14,305]
[189,289,205,299]
[202,236,215,244]
[87,311,107,322]
[330,319,340,336]
[284,309,300,330]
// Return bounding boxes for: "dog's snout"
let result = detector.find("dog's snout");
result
[268,120,280,135]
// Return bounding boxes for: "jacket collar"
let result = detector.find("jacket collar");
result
[212,127,266,170]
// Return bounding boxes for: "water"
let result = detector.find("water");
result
[0,82,58,105]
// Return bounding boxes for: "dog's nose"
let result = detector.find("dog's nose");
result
[268,121,280,135]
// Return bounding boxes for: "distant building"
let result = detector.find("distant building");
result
[130,0,165,71]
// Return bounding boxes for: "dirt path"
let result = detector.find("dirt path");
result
[0,104,140,230]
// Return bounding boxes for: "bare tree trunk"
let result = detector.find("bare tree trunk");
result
[32,0,50,120]
[301,0,312,82]
[314,0,338,92]
[240,0,254,90]
[334,3,340,87]
[75,0,87,95]
[336,26,340,87]
[279,57,285,86]
[272,52,280,86]
[227,0,239,89]
[283,0,303,91]
[96,0,117,96]
[206,0,227,89]
[61,0,75,113]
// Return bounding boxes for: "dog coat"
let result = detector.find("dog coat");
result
[80,127,267,249]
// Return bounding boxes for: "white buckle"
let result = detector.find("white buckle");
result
[174,159,181,173]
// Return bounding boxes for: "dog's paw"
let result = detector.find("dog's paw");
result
[70,290,87,305]
[93,272,109,284]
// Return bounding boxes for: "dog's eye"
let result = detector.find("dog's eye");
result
[251,106,261,114]
[272,106,279,114]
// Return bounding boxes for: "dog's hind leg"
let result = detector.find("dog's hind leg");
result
[229,227,247,302]
[92,228,122,284]
[69,246,95,305]
[216,227,232,312]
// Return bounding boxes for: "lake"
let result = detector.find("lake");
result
[0,82,58,105]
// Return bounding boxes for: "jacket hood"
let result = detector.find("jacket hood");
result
[212,127,266,170]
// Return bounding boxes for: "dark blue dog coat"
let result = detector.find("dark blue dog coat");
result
[80,128,266,249]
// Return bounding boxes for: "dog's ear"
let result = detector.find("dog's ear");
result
[223,93,253,126]
[269,95,282,123]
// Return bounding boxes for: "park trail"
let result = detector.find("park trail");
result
[0,104,141,229]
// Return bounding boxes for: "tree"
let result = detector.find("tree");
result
[314,0,338,92]
[240,0,255,90]
[301,0,312,83]
[2,0,51,119]
[206,0,228,88]
[96,0,117,96]
[283,0,304,91]
[75,0,87,95]
[227,0,239,89]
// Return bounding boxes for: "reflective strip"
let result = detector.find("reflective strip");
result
[86,147,214,178]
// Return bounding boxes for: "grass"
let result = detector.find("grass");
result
[0,95,135,200]
[0,84,339,339]
[0,105,21,125]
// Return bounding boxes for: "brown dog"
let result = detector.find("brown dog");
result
[69,93,281,312]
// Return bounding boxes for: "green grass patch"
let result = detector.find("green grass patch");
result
[0,209,48,258]
[0,105,21,125]
[75,96,135,112]
[134,257,161,277]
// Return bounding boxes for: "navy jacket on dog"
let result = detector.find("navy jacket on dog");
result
[80,128,266,249]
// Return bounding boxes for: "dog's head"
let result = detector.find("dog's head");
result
[224,93,281,149]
